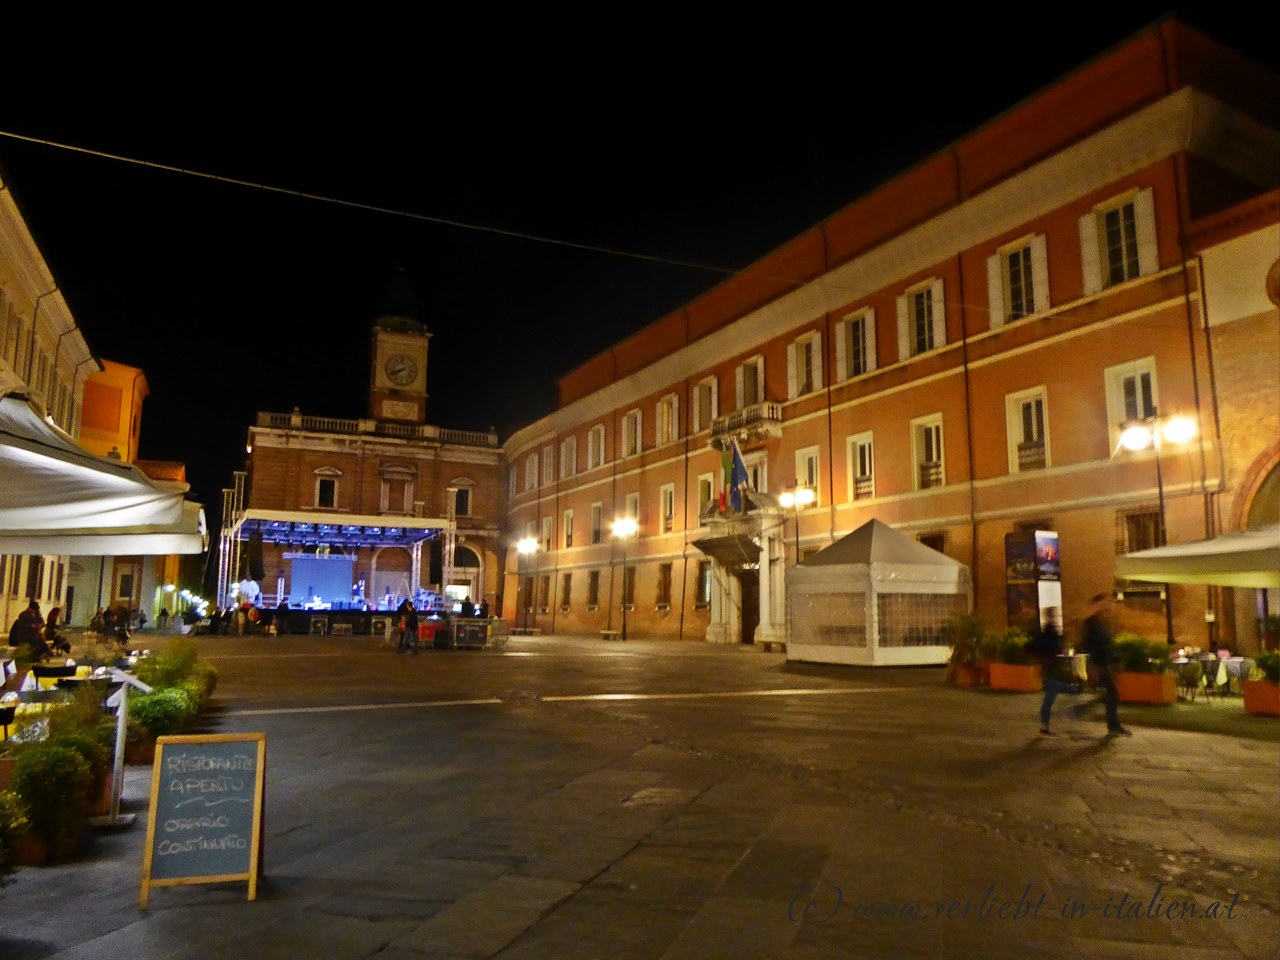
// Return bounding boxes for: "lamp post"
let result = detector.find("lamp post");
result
[1118,410,1197,645]
[778,484,815,565]
[516,537,537,631]
[612,516,637,640]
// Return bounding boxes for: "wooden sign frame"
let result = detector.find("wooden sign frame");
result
[139,733,266,909]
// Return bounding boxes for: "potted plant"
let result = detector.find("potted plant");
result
[1112,634,1176,704]
[1243,651,1280,716]
[10,743,92,863]
[943,614,986,687]
[1260,613,1280,652]
[982,627,1042,692]
[0,789,30,882]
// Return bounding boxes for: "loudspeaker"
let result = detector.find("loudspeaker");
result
[428,538,443,585]
[248,531,266,582]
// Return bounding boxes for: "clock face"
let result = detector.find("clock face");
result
[384,354,417,386]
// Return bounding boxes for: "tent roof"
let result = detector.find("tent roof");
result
[0,392,204,554]
[800,518,964,567]
[1115,523,1280,589]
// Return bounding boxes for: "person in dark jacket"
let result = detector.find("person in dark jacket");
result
[1079,593,1131,737]
[9,601,45,659]
[1028,609,1074,736]
[396,599,419,654]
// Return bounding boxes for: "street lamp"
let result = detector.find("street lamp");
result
[1118,410,1197,644]
[516,537,537,631]
[778,484,816,565]
[611,516,638,640]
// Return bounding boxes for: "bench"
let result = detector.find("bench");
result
[600,629,624,641]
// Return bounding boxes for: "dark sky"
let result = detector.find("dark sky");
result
[0,9,1270,516]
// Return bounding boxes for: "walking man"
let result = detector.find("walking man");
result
[1029,608,1075,736]
[1080,593,1131,737]
[396,599,419,654]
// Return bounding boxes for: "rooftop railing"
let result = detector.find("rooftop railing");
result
[257,411,498,447]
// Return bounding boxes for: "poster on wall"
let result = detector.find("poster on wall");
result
[1005,530,1062,633]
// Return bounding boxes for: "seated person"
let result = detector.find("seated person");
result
[43,606,72,656]
[9,601,46,660]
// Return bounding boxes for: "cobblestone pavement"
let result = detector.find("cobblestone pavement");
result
[2,633,1276,959]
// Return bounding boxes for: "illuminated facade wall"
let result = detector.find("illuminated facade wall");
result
[503,22,1280,652]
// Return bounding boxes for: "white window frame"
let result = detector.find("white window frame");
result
[560,571,572,612]
[1080,187,1158,295]
[508,467,517,499]
[736,355,764,409]
[988,234,1050,329]
[314,467,341,509]
[560,436,577,479]
[1104,357,1159,453]
[846,431,875,501]
[590,501,603,544]
[541,515,553,553]
[524,452,539,491]
[693,377,718,432]
[379,465,415,514]
[743,451,767,496]
[835,308,877,382]
[624,491,640,521]
[542,445,555,485]
[621,409,642,458]
[910,414,945,491]
[1005,387,1050,473]
[587,424,606,470]
[896,279,946,361]
[451,482,472,517]
[795,445,820,505]
[787,331,823,399]
[656,393,680,446]
[696,471,714,518]
[563,509,574,549]
[659,483,676,533]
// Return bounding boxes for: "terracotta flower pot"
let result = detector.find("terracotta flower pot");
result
[1242,679,1280,716]
[951,663,982,688]
[1115,671,1176,704]
[988,662,1042,692]
[17,834,48,867]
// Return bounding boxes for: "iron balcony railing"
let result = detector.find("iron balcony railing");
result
[918,461,943,489]
[853,476,874,500]
[1017,440,1047,471]
[258,411,498,447]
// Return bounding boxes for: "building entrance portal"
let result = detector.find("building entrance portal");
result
[739,569,759,644]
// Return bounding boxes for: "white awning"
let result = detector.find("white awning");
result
[1115,524,1280,589]
[0,392,205,555]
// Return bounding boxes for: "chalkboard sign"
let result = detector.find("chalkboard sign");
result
[139,733,266,908]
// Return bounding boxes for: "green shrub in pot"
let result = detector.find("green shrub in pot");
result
[11,744,92,862]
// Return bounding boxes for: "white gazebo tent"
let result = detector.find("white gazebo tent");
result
[786,518,972,666]
[0,391,205,556]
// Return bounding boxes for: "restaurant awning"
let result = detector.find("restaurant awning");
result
[691,533,761,568]
[1114,524,1280,589]
[0,391,205,555]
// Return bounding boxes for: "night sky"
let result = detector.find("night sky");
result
[0,9,1270,520]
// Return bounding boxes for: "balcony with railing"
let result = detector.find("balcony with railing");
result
[1017,440,1046,471]
[257,411,498,448]
[853,475,874,500]
[710,401,783,444]
[918,461,943,489]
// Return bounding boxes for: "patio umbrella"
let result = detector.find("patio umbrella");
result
[1114,524,1280,589]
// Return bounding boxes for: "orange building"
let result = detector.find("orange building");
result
[228,289,505,623]
[502,21,1279,653]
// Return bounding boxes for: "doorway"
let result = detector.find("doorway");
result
[738,569,759,644]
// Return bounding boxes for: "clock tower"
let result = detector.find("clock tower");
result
[369,268,431,425]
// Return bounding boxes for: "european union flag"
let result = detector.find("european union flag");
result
[729,440,750,513]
